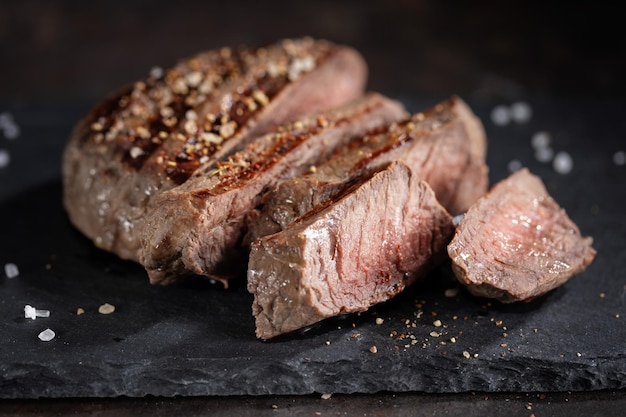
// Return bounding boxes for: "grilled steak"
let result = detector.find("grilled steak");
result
[62,38,367,262]
[245,96,488,244]
[140,94,407,285]
[248,161,455,340]
[447,168,596,302]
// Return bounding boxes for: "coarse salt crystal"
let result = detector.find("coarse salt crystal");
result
[531,131,551,149]
[490,105,511,126]
[510,102,532,124]
[149,66,164,79]
[613,150,626,166]
[4,262,19,278]
[553,151,573,174]
[129,146,143,159]
[0,112,20,139]
[0,149,9,168]
[3,124,20,139]
[452,214,465,226]
[24,305,50,319]
[38,328,56,342]
[534,147,554,163]
[507,159,523,173]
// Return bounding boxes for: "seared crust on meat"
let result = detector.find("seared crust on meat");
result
[62,38,367,261]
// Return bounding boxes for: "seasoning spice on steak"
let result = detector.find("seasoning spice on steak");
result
[248,162,455,340]
[62,38,367,262]
[447,168,596,303]
[245,96,488,245]
[140,93,406,285]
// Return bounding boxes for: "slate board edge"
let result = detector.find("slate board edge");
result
[2,355,626,399]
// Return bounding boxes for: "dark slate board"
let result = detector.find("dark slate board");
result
[1,97,625,399]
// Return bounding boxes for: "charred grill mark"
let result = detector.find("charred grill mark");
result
[349,131,412,174]
[191,129,319,198]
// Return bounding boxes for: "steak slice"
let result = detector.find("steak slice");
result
[62,38,367,262]
[140,93,407,285]
[247,161,455,340]
[245,96,487,244]
[447,168,596,303]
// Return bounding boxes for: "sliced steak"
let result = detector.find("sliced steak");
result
[248,161,455,340]
[245,96,487,244]
[447,168,596,302]
[140,93,407,285]
[62,38,367,262]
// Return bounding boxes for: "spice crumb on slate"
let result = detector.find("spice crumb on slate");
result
[98,303,115,314]
[369,345,378,354]
[38,328,55,342]
[4,263,19,278]
[433,320,442,327]
[599,293,606,299]
[462,351,471,359]
[444,287,459,297]
[321,393,332,400]
[76,308,85,315]
[375,317,384,325]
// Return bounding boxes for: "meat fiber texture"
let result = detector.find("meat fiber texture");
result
[447,168,596,303]
[248,162,455,340]
[140,93,406,285]
[62,38,367,263]
[245,96,488,245]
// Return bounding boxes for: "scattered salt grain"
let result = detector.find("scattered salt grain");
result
[98,303,115,314]
[38,328,55,342]
[613,150,626,166]
[490,105,511,126]
[149,66,164,79]
[24,305,50,320]
[534,147,554,163]
[452,214,464,226]
[0,149,9,169]
[0,112,20,139]
[321,393,332,400]
[129,146,144,159]
[4,262,19,278]
[531,131,551,150]
[510,102,532,124]
[507,159,523,173]
[553,151,573,175]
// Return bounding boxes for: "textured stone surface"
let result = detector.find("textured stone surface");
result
[0,99,625,399]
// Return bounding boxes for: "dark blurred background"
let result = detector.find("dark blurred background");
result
[1,0,624,102]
